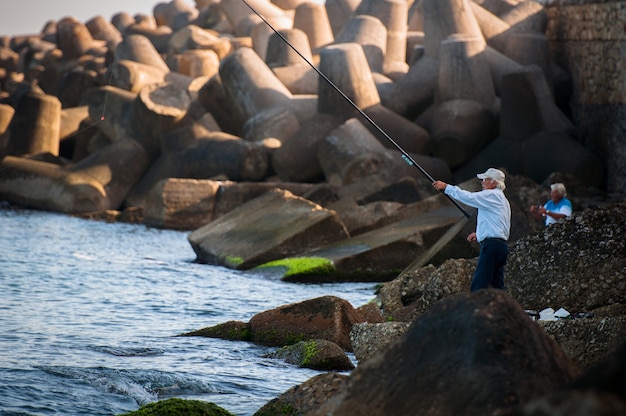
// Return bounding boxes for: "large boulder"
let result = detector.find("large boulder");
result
[254,372,349,416]
[508,341,626,416]
[182,295,369,354]
[248,295,365,351]
[314,289,581,416]
[377,257,476,322]
[119,398,234,416]
[506,203,626,312]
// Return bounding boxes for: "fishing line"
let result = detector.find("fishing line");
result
[240,0,471,219]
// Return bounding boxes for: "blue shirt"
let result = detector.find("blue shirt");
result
[444,185,511,242]
[544,197,572,225]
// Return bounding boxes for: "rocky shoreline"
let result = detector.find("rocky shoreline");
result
[1,0,625,414]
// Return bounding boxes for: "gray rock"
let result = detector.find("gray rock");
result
[188,188,349,269]
[377,258,476,322]
[349,321,410,364]
[506,203,626,312]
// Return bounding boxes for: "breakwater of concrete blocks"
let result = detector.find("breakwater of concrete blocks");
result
[0,0,621,215]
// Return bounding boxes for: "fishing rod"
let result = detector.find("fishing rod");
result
[240,0,471,219]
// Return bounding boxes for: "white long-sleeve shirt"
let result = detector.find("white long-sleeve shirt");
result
[444,185,511,242]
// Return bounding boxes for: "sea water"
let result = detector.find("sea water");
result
[0,206,378,415]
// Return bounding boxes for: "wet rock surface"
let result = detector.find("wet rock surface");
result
[263,339,355,371]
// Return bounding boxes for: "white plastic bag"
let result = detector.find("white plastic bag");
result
[539,307,557,321]
[554,307,570,319]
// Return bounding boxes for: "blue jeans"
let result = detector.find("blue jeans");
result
[471,238,509,292]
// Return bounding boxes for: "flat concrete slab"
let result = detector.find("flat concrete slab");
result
[255,205,468,282]
[188,188,349,269]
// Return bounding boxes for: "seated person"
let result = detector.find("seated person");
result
[530,183,572,225]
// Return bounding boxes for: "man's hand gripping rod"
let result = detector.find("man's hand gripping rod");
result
[240,0,471,219]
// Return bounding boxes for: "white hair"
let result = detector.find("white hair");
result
[551,183,567,196]
[495,180,506,191]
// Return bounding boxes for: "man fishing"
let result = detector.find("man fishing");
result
[432,168,511,292]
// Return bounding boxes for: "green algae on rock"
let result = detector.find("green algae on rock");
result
[254,257,336,279]
[118,397,235,416]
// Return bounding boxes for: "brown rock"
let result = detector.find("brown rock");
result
[378,54,438,119]
[212,181,323,219]
[315,290,581,416]
[355,302,385,324]
[317,42,380,120]
[254,372,349,416]
[196,74,246,136]
[85,15,123,47]
[429,99,498,168]
[521,131,604,187]
[360,102,432,155]
[316,117,387,187]
[86,85,138,143]
[499,65,574,142]
[56,17,104,60]
[508,341,626,415]
[219,46,294,119]
[293,1,334,53]
[422,0,485,59]
[115,34,170,72]
[0,102,15,157]
[179,320,251,341]
[248,295,365,351]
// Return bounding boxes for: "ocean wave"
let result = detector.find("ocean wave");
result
[37,365,218,405]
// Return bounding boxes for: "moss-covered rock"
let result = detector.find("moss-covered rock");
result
[118,398,235,416]
[247,295,364,350]
[264,339,354,371]
[178,320,252,341]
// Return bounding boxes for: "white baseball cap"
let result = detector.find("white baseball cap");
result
[476,168,505,182]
